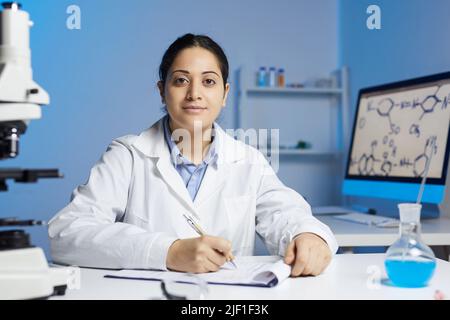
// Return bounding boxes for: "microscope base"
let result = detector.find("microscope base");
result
[0,247,76,300]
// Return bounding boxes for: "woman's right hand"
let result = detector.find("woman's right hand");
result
[166,236,233,273]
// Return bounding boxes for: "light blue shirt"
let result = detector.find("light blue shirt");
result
[162,115,218,201]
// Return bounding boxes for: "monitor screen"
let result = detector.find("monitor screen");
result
[343,72,450,203]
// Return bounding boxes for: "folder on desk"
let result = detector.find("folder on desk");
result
[104,258,291,288]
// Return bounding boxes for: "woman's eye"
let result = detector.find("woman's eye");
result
[204,79,216,86]
[175,78,188,85]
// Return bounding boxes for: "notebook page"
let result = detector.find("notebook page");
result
[104,258,291,287]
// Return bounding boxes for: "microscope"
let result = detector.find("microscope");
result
[0,2,75,299]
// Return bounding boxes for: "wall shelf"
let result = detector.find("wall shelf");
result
[245,86,343,95]
[234,66,351,205]
[235,66,351,157]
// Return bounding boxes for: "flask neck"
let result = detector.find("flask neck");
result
[399,221,421,239]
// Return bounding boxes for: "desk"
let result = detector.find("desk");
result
[52,254,450,300]
[317,216,450,247]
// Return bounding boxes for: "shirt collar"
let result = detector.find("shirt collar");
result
[162,115,219,168]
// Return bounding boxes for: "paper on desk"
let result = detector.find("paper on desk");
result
[104,258,291,287]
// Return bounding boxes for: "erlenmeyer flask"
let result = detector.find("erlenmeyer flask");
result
[384,203,436,288]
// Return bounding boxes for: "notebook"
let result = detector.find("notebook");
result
[104,257,291,288]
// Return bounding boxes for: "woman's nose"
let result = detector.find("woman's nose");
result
[186,81,202,100]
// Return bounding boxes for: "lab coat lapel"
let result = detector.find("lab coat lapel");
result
[155,156,197,214]
[132,118,198,216]
[194,124,245,207]
[193,162,227,207]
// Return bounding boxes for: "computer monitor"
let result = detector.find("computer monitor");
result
[343,71,450,204]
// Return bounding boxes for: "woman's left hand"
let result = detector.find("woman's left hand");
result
[284,232,332,277]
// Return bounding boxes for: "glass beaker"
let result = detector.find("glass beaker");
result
[384,203,436,288]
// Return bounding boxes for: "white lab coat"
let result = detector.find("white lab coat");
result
[48,117,338,270]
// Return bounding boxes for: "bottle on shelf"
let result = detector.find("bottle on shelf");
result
[257,67,267,87]
[268,67,276,87]
[277,68,285,87]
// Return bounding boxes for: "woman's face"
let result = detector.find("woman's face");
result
[158,47,230,132]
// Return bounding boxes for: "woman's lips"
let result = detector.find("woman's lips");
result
[182,106,207,113]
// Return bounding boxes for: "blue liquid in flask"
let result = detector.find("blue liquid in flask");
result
[385,259,436,288]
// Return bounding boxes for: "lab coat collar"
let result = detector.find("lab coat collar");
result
[131,117,247,215]
[132,116,246,165]
[162,114,219,169]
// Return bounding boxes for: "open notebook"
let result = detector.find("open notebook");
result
[104,257,291,288]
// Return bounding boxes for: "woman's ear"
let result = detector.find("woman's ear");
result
[157,81,165,104]
[222,83,230,107]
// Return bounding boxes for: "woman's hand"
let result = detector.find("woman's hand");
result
[166,236,233,273]
[284,232,332,277]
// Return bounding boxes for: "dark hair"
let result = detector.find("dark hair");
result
[159,34,229,89]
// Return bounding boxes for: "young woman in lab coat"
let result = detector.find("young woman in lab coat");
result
[48,34,338,276]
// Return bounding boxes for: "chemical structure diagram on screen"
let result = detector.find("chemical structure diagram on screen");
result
[349,134,439,177]
[363,85,449,135]
[413,136,438,177]
[349,137,400,176]
[349,84,449,178]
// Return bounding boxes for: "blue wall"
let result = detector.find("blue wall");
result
[0,0,338,257]
[338,0,450,218]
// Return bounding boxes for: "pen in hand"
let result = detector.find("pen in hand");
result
[183,214,237,269]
